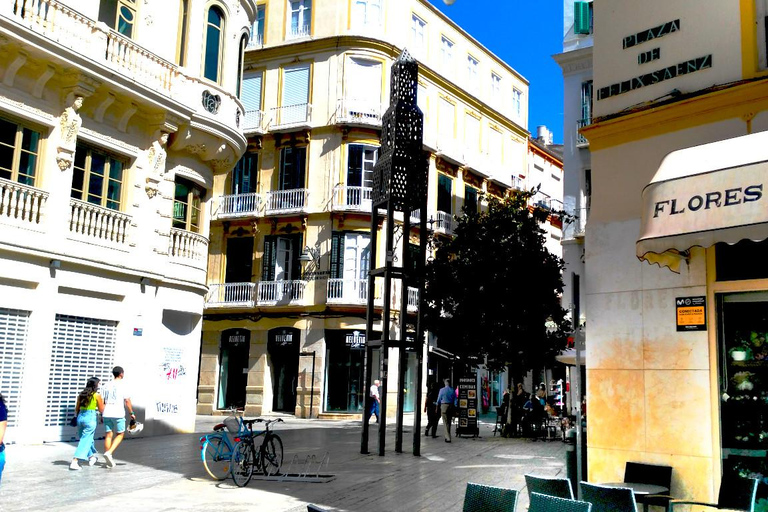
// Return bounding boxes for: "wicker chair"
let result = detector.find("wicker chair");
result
[623,461,672,509]
[668,475,758,512]
[529,492,592,512]
[525,474,575,499]
[580,482,637,512]
[463,482,519,512]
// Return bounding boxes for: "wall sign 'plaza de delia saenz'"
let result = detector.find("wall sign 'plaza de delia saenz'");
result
[598,19,712,100]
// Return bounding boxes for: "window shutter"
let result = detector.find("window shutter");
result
[290,235,301,280]
[282,64,310,107]
[347,145,363,186]
[574,1,591,35]
[347,58,382,104]
[241,74,262,111]
[262,236,276,281]
[330,232,344,279]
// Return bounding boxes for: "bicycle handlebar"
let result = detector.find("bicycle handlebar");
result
[241,417,284,429]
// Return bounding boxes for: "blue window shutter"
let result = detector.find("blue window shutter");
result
[282,64,310,106]
[241,74,262,111]
[574,2,591,35]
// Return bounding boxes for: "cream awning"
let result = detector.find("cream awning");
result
[637,131,768,272]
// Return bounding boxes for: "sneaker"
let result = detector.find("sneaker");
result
[69,460,81,471]
[88,456,98,466]
[104,452,114,468]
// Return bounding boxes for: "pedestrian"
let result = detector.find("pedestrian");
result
[436,378,455,443]
[369,379,381,423]
[70,377,104,470]
[101,366,135,469]
[424,381,440,438]
[0,392,7,482]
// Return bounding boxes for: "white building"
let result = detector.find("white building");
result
[0,0,256,443]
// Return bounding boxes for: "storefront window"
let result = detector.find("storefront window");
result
[718,291,768,503]
[324,330,379,413]
[217,329,250,410]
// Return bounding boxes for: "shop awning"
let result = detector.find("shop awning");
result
[637,131,768,272]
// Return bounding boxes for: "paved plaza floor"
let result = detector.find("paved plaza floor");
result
[0,414,568,511]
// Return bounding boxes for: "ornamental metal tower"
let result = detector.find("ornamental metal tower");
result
[361,50,429,456]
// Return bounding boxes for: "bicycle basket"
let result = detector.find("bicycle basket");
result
[223,416,240,434]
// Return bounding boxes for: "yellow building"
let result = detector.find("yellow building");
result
[583,0,768,502]
[197,0,537,419]
[0,0,255,442]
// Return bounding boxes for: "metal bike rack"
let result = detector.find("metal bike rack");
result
[252,451,335,483]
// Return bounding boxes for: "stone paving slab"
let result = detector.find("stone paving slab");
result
[0,415,567,512]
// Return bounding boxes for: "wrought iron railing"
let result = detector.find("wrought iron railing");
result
[217,192,262,218]
[257,280,306,305]
[271,103,311,127]
[577,118,591,146]
[327,278,368,304]
[336,98,383,126]
[265,189,307,214]
[331,185,372,212]
[206,282,256,307]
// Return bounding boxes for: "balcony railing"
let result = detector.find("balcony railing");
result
[332,185,372,212]
[206,282,256,308]
[69,199,130,246]
[257,280,306,305]
[287,24,311,40]
[336,98,383,127]
[169,227,208,264]
[562,207,589,239]
[434,210,453,235]
[407,287,419,313]
[510,175,525,191]
[576,118,591,147]
[0,178,47,226]
[327,278,368,304]
[217,192,262,219]
[6,0,175,93]
[271,103,311,129]
[243,110,265,133]
[246,32,263,49]
[265,189,308,215]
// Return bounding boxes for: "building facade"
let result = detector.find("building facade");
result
[197,0,536,419]
[583,0,768,502]
[0,0,256,443]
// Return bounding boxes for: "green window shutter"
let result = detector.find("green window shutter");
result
[262,236,276,281]
[290,235,301,280]
[330,232,344,279]
[574,1,591,35]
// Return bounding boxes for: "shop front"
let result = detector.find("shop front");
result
[324,329,381,414]
[217,328,250,410]
[268,327,299,413]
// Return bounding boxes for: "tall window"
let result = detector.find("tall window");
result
[0,117,40,186]
[347,144,377,189]
[71,144,125,211]
[281,63,310,124]
[288,0,311,39]
[99,0,137,38]
[467,55,479,92]
[464,185,478,214]
[580,80,593,123]
[512,88,522,119]
[411,14,426,52]
[279,146,307,190]
[203,6,225,83]
[491,73,502,104]
[353,0,381,28]
[346,58,382,106]
[330,232,371,282]
[176,0,189,65]
[441,36,454,71]
[173,176,204,232]
[573,0,593,35]
[437,174,452,214]
[242,72,263,130]
[251,3,265,46]
[262,235,300,281]
[236,34,247,98]
[232,153,258,194]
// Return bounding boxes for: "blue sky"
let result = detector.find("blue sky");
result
[432,0,565,143]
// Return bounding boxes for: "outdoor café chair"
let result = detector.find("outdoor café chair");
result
[525,474,575,499]
[667,474,758,512]
[463,482,519,512]
[529,492,592,512]
[624,461,673,509]
[580,482,637,512]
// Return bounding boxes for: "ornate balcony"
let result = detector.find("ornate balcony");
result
[68,199,131,248]
[265,189,308,215]
[206,282,256,308]
[336,99,383,127]
[169,228,209,266]
[257,280,306,305]
[0,178,47,228]
[216,192,263,219]
[270,103,311,131]
[331,185,372,212]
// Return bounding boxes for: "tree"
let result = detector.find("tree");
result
[423,190,570,379]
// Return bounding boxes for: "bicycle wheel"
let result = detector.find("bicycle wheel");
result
[202,436,231,481]
[260,433,284,476]
[231,439,255,487]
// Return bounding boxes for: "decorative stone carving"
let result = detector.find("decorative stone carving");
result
[202,90,221,114]
[56,95,83,170]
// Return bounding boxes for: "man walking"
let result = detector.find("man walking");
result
[436,378,455,443]
[369,379,381,423]
[101,366,134,468]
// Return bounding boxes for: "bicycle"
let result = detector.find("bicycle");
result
[199,413,247,480]
[230,418,284,487]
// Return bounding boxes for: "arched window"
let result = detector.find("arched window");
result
[176,0,189,66]
[204,6,225,83]
[237,34,248,98]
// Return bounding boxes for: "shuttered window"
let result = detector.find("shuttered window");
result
[330,232,344,279]
[262,235,300,281]
[347,144,377,188]
[437,174,452,214]
[0,308,30,428]
[282,64,310,107]
[347,58,382,105]
[242,73,263,112]
[574,1,592,35]
[45,315,117,427]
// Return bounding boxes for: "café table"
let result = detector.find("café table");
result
[599,483,670,512]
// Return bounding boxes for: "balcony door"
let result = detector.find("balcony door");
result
[331,232,370,301]
[263,235,300,282]
[225,237,253,283]
[346,144,376,208]
[268,327,299,413]
[218,329,250,410]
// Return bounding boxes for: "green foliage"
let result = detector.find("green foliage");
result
[424,190,570,376]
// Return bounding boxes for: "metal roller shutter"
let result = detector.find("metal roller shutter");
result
[0,308,30,428]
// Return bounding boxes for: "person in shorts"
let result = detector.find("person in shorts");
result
[100,366,135,468]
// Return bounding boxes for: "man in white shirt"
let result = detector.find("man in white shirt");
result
[369,379,381,423]
[101,366,135,468]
